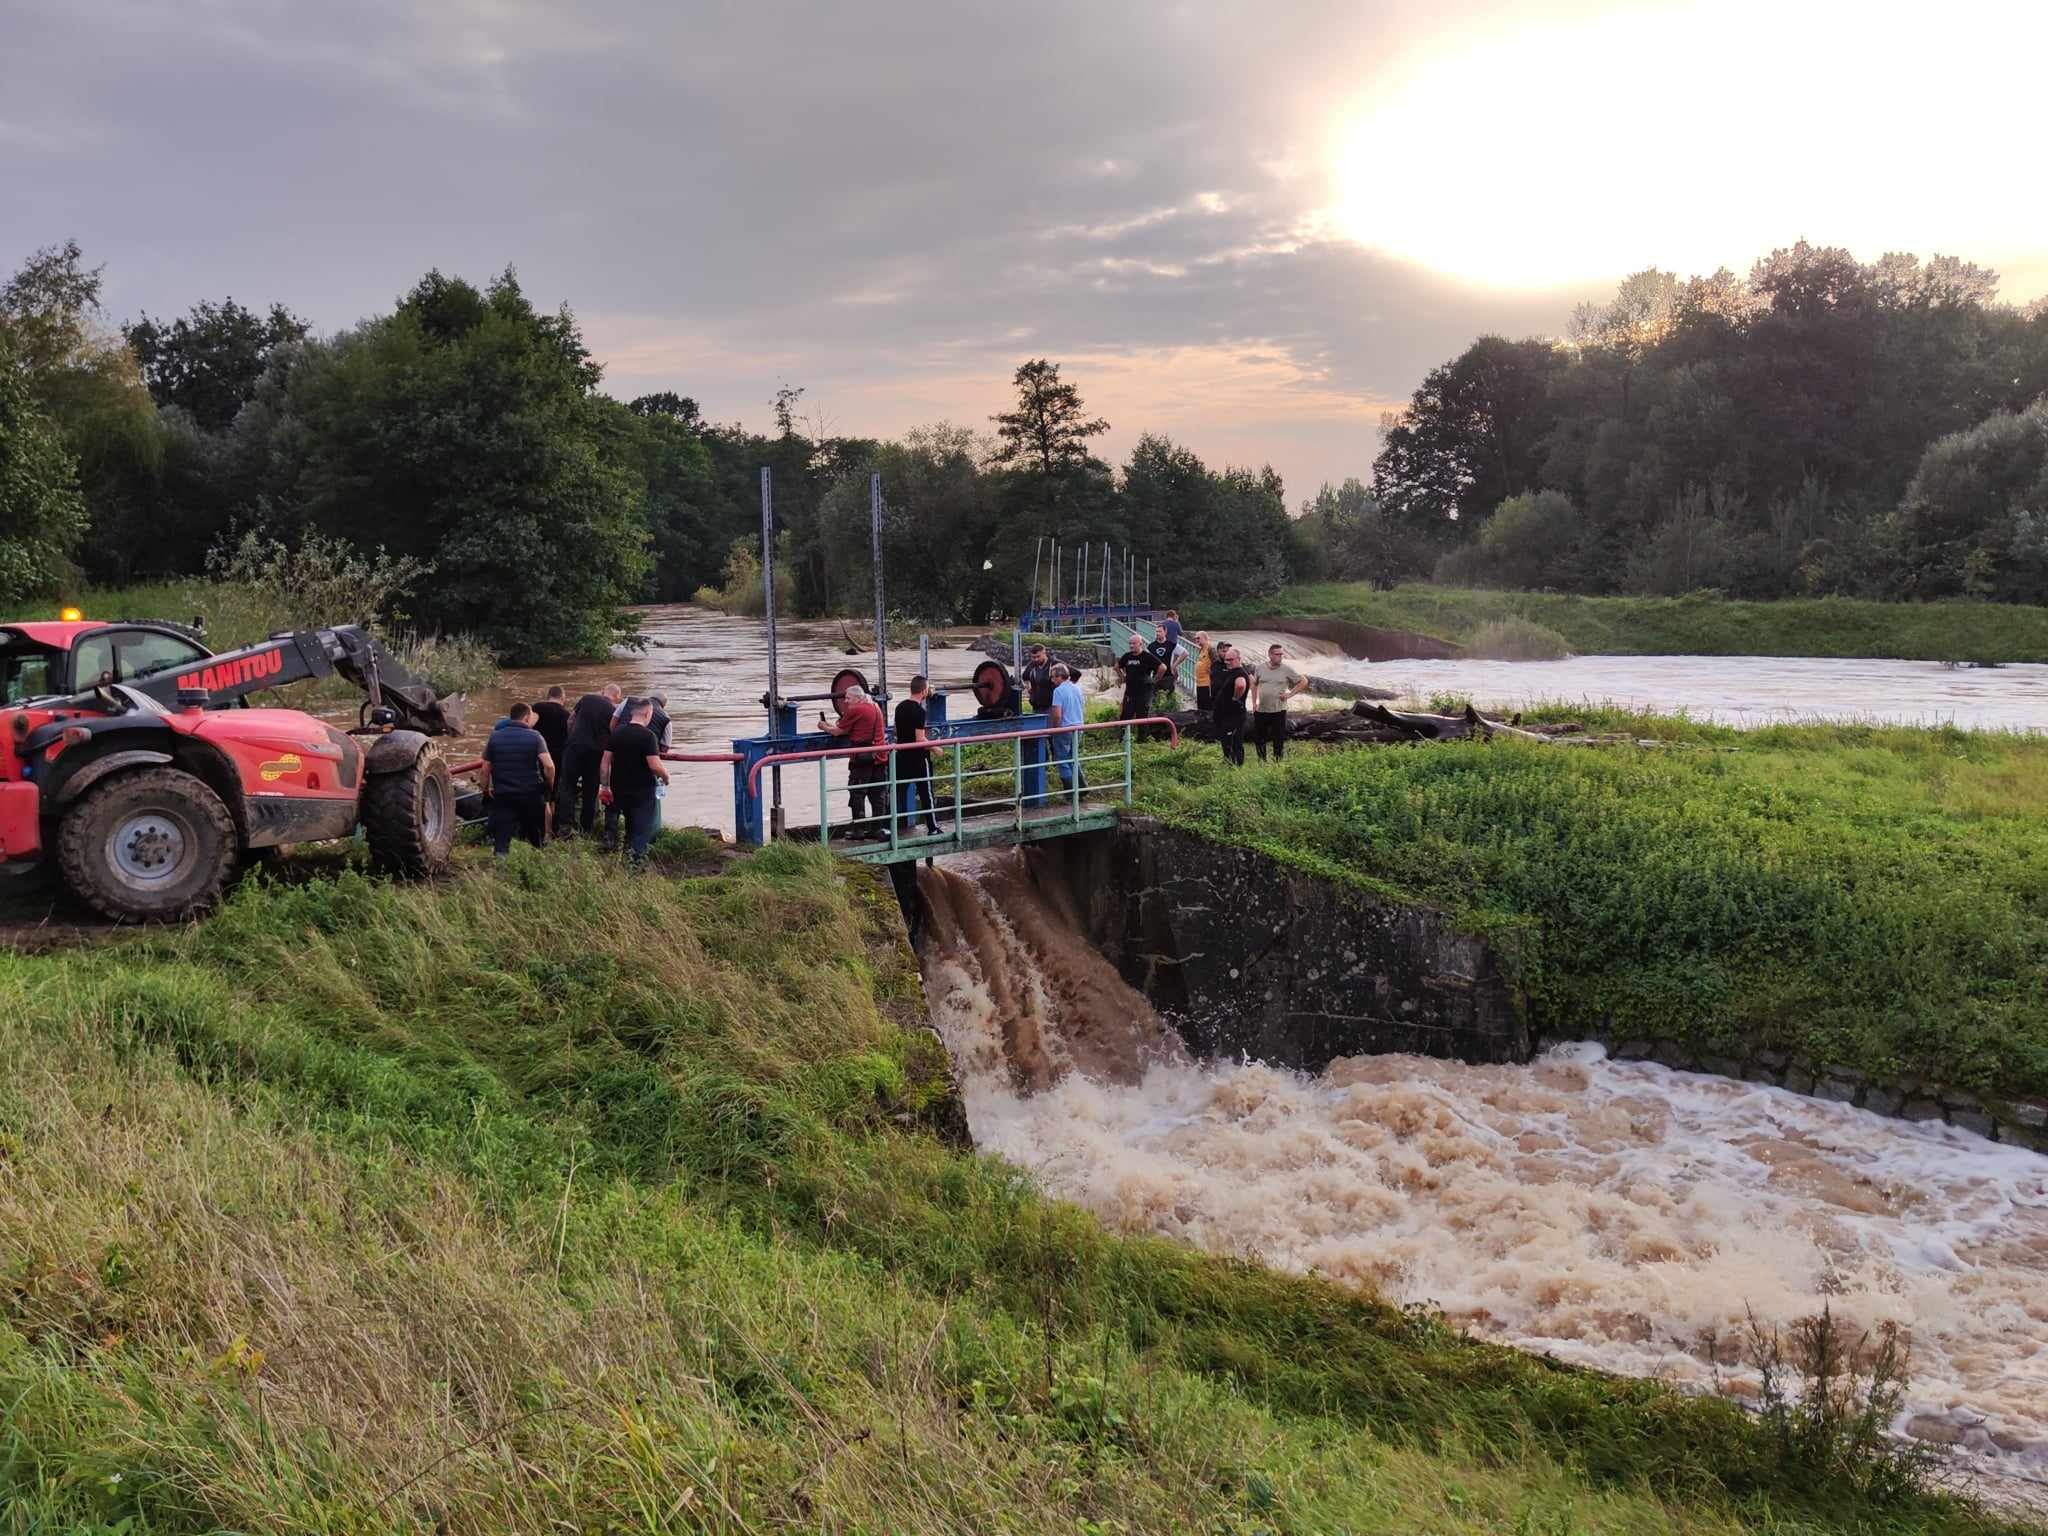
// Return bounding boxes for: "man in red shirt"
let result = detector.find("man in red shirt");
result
[818,684,889,837]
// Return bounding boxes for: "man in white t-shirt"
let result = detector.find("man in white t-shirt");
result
[1248,643,1307,762]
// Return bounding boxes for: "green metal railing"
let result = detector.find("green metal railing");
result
[745,717,1181,864]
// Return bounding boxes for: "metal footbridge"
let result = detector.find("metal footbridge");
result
[720,475,1183,862]
[738,712,1176,865]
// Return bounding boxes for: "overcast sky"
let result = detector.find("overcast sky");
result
[6,0,2045,503]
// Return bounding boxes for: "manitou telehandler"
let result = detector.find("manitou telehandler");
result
[0,611,468,921]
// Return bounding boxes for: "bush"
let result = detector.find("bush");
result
[694,536,794,616]
[1436,490,1579,590]
[202,528,432,636]
[1626,486,1755,596]
[1466,617,1570,660]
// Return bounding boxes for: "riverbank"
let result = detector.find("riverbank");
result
[1,843,2026,1534]
[1198,583,2048,662]
[1132,716,2048,1116]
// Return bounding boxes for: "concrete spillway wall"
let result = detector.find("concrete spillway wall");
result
[1024,818,1530,1069]
[1005,818,2047,1151]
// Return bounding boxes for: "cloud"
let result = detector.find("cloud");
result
[9,0,2036,504]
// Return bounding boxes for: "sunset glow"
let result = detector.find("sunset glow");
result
[1329,1,2048,294]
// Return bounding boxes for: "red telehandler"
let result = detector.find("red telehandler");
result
[1,611,468,921]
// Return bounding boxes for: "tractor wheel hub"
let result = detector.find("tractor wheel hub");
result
[113,814,187,882]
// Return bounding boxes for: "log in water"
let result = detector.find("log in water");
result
[918,850,2048,1478]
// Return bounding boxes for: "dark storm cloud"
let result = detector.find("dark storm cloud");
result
[0,0,1578,496]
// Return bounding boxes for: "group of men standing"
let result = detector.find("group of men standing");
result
[476,684,674,865]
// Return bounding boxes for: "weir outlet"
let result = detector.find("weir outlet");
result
[1002,817,1531,1071]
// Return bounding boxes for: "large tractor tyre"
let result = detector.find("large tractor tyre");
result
[361,749,455,878]
[57,767,237,922]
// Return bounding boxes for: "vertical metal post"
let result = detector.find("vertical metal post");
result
[761,466,784,837]
[1123,724,1134,805]
[919,632,930,678]
[870,472,887,705]
[951,743,965,842]
[1013,737,1024,832]
[886,746,899,852]
[818,758,828,844]
[1079,543,1088,614]
[1030,536,1044,616]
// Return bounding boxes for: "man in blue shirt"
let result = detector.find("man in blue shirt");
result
[1048,664,1088,793]
[479,702,555,855]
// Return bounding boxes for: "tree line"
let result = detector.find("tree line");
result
[0,244,1303,661]
[1341,242,2048,603]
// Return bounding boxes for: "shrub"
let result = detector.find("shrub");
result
[1466,617,1570,660]
[694,537,794,616]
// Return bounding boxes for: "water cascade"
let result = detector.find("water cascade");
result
[918,850,2048,1473]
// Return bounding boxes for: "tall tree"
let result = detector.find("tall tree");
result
[1370,335,1564,540]
[990,359,1108,475]
[245,268,649,660]
[0,330,87,604]
[0,240,166,583]
[125,298,309,431]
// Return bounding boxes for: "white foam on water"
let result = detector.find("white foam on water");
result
[919,854,2048,1474]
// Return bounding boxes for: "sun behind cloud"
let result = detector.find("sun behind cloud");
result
[1328,0,2048,296]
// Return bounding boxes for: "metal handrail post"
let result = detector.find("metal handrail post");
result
[886,745,899,852]
[818,757,828,845]
[951,741,965,846]
[1069,725,1082,823]
[1012,736,1024,832]
[1123,724,1134,805]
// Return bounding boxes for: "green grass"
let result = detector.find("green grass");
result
[0,843,2025,1533]
[1132,719,2048,1104]
[1198,583,2048,662]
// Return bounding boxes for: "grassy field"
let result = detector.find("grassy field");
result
[1133,718,2048,1106]
[0,840,2024,1533]
[1195,584,2048,662]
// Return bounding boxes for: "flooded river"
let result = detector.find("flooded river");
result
[919,851,2048,1486]
[1314,653,2048,731]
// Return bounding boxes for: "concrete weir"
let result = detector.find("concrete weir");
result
[1022,817,1530,1069]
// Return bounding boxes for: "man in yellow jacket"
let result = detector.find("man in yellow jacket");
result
[1192,632,1215,711]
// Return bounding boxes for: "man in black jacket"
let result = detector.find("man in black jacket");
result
[558,684,620,837]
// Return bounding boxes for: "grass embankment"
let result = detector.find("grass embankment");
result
[1134,718,2048,1104]
[1198,583,2048,662]
[1,844,2023,1533]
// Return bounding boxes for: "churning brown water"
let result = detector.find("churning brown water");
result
[918,851,2048,1479]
